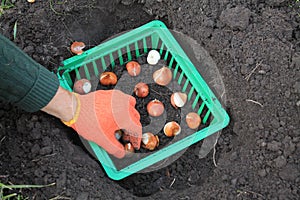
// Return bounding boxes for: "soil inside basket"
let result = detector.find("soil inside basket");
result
[93,51,210,170]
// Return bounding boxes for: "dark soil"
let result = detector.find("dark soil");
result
[1,0,299,199]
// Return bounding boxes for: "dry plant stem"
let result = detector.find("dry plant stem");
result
[246,99,264,107]
[0,136,6,144]
[237,189,265,198]
[169,178,176,188]
[245,61,263,81]
[150,88,170,96]
[212,132,220,167]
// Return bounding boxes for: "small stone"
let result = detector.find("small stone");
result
[258,120,264,129]
[258,169,267,177]
[270,118,280,128]
[31,144,40,154]
[76,192,89,200]
[258,70,266,74]
[231,178,237,186]
[23,46,34,54]
[240,65,248,75]
[274,156,287,168]
[246,57,255,65]
[293,81,300,93]
[120,0,135,6]
[39,146,52,156]
[279,164,299,181]
[267,141,281,151]
[296,100,300,107]
[220,6,251,30]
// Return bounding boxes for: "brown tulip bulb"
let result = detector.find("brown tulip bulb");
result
[147,99,164,117]
[71,41,85,55]
[153,66,172,86]
[126,61,141,76]
[163,121,181,137]
[100,72,117,86]
[170,92,187,108]
[186,112,201,129]
[142,132,159,150]
[134,82,149,98]
[73,79,92,94]
[124,143,135,154]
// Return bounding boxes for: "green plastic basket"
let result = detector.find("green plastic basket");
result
[57,20,230,180]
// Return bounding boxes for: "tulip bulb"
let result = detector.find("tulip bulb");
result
[71,41,85,55]
[164,121,181,137]
[147,99,164,117]
[142,132,159,150]
[73,79,92,94]
[115,130,123,140]
[100,72,117,86]
[170,92,187,108]
[147,50,161,65]
[134,82,149,98]
[126,61,141,76]
[124,143,135,154]
[186,112,201,129]
[153,66,172,86]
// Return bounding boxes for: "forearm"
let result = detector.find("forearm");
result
[41,86,78,122]
[0,34,59,112]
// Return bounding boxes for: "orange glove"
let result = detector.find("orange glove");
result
[63,90,142,158]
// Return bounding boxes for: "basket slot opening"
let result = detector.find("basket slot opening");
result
[111,50,121,67]
[173,63,180,79]
[84,63,92,80]
[177,70,185,85]
[134,41,140,57]
[187,86,195,101]
[197,101,210,124]
[136,39,146,57]
[142,37,149,53]
[102,54,114,69]
[126,45,132,61]
[92,60,99,77]
[64,72,73,88]
[117,49,124,65]
[100,56,107,70]
[173,66,183,83]
[109,53,115,68]
[75,68,81,80]
[182,76,190,93]
[168,56,176,69]
[119,46,128,64]
[202,110,211,124]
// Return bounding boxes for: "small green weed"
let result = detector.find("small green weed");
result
[0,182,55,200]
[0,0,14,17]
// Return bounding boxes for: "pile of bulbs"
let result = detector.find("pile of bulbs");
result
[72,49,202,154]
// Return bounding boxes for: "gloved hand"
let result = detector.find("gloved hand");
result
[63,89,142,158]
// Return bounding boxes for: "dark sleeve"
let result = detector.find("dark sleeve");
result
[0,34,59,112]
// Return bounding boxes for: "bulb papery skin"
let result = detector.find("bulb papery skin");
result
[153,66,172,86]
[171,92,187,108]
[147,50,161,65]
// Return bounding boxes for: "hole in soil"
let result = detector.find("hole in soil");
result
[117,142,214,197]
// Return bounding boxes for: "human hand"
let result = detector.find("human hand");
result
[63,90,142,158]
